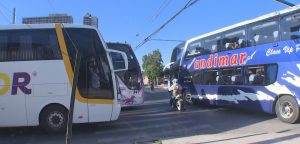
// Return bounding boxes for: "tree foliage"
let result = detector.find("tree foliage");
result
[142,49,164,81]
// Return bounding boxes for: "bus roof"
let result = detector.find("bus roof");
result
[0,23,98,30]
[186,5,300,47]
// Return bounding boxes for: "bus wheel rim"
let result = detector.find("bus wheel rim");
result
[186,95,192,104]
[280,101,294,119]
[48,112,64,128]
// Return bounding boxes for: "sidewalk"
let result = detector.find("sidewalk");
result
[162,129,300,144]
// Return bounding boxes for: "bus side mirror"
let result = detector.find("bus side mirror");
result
[108,49,128,72]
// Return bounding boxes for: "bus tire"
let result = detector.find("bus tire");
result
[275,95,300,124]
[185,94,193,105]
[40,105,68,133]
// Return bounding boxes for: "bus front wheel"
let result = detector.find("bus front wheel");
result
[40,105,68,133]
[275,96,300,124]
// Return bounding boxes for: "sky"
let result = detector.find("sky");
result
[0,0,297,66]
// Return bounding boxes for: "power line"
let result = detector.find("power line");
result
[150,0,173,23]
[290,0,300,4]
[275,0,296,6]
[0,7,10,24]
[0,1,11,23]
[150,38,184,42]
[131,0,172,46]
[47,0,58,13]
[0,1,13,14]
[135,0,199,50]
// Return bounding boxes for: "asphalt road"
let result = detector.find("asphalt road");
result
[0,87,300,144]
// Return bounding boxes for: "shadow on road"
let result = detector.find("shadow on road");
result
[0,87,296,144]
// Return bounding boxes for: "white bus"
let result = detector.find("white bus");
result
[107,42,144,107]
[0,24,128,132]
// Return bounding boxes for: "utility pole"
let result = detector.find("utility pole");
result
[66,53,81,144]
[13,8,16,24]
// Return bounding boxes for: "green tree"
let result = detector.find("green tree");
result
[142,49,164,84]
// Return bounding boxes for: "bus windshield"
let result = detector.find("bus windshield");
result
[107,42,141,90]
[63,28,114,99]
[107,42,144,106]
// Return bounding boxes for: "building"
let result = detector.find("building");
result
[83,13,98,28]
[22,14,73,24]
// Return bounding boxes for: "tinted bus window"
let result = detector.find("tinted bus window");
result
[106,43,141,91]
[191,70,202,84]
[176,47,183,62]
[0,29,61,62]
[202,35,222,54]
[170,48,178,62]
[248,18,279,46]
[64,28,114,99]
[221,28,246,51]
[202,69,218,85]
[186,39,203,58]
[219,67,242,85]
[245,64,277,85]
[170,46,183,62]
[110,52,125,70]
[185,35,221,59]
[281,12,300,40]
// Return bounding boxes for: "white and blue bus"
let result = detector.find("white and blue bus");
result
[0,24,128,132]
[179,6,300,123]
[107,42,144,106]
[164,42,194,104]
[164,42,185,89]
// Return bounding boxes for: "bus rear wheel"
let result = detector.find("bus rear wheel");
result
[40,105,68,133]
[275,96,300,124]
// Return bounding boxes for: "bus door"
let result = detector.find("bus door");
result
[86,49,127,122]
[61,27,115,122]
[61,27,127,122]
[85,55,115,122]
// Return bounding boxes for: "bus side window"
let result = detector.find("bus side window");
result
[221,28,246,51]
[0,35,8,61]
[203,69,217,85]
[281,12,300,40]
[245,64,277,86]
[219,67,242,85]
[202,35,221,54]
[0,29,61,62]
[248,18,279,46]
[246,66,264,85]
[266,64,278,84]
[192,70,202,85]
[252,70,264,85]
